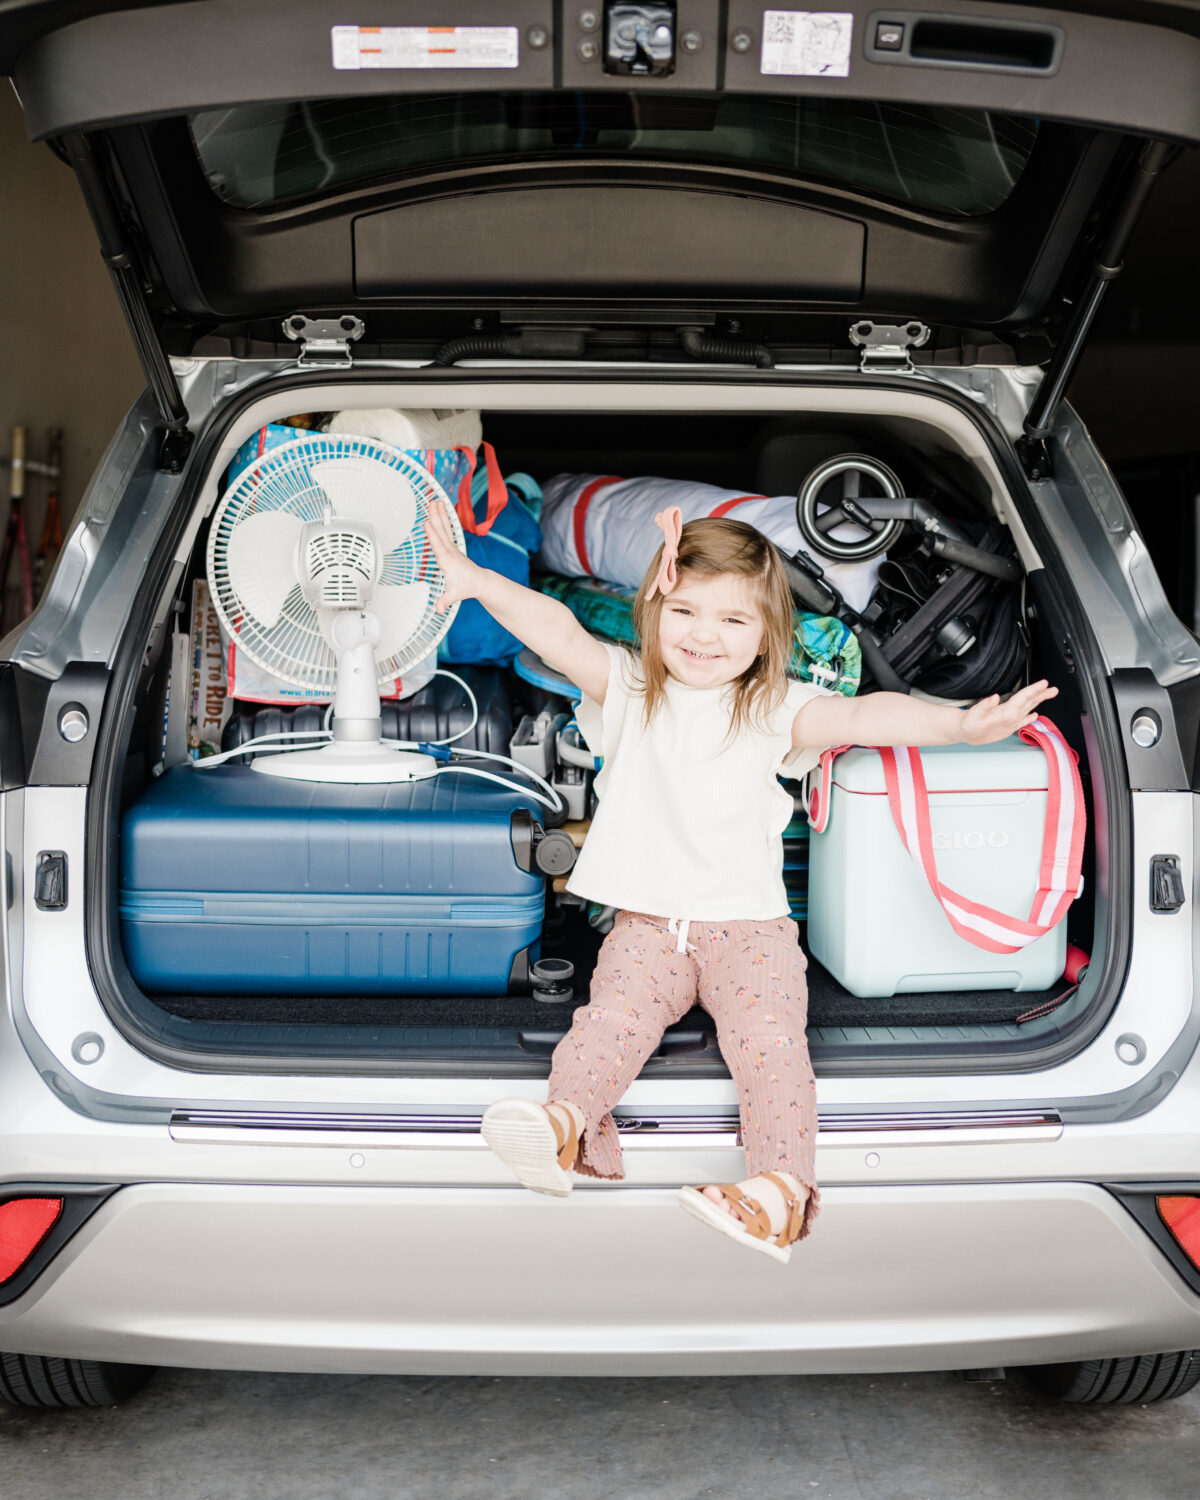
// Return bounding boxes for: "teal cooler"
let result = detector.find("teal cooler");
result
[807,739,1070,997]
[120,768,545,995]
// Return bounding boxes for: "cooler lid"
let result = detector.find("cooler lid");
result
[830,737,1050,795]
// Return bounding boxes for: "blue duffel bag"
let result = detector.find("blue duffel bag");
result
[441,462,543,666]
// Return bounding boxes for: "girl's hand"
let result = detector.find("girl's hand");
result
[960,680,1058,745]
[424,497,485,614]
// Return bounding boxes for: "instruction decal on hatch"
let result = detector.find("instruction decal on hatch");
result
[332,25,519,69]
[760,11,853,76]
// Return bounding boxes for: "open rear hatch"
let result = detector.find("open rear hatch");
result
[5,1,1200,472]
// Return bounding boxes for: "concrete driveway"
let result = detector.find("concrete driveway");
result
[1,1368,1196,1499]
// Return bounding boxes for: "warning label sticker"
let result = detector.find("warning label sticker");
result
[331,25,519,70]
[760,11,853,77]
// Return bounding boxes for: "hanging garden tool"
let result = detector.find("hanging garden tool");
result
[0,426,33,634]
[34,427,64,604]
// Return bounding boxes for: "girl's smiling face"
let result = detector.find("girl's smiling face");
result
[656,571,766,687]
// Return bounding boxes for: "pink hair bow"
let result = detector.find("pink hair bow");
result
[649,506,683,599]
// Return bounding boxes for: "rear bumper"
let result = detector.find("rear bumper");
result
[1,1180,1197,1377]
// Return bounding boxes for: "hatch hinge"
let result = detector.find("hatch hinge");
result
[283,315,365,368]
[849,320,931,373]
[1016,435,1053,482]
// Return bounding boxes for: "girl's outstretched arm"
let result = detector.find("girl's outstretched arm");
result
[424,499,610,703]
[792,680,1059,751]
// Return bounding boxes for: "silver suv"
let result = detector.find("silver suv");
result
[2,0,1199,1410]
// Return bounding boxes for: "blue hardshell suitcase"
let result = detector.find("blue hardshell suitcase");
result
[120,767,545,996]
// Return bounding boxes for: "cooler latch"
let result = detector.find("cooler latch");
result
[283,315,365,368]
[849,320,931,372]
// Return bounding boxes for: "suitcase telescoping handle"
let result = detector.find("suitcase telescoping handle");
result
[805,716,1086,955]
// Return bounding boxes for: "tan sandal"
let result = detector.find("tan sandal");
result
[678,1171,807,1264]
[480,1098,579,1197]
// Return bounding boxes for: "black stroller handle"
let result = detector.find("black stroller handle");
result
[779,554,913,695]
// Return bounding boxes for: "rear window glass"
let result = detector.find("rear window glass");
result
[190,92,1037,218]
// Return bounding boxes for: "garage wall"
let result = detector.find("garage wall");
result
[0,85,144,548]
[1070,343,1200,462]
[1067,147,1200,464]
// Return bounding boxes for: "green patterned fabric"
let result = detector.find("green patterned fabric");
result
[534,572,860,696]
[791,612,861,696]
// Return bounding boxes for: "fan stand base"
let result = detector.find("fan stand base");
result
[251,743,439,784]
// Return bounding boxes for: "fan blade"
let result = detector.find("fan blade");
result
[225,511,305,627]
[370,582,433,665]
[308,459,419,555]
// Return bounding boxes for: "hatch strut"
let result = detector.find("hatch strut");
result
[1017,140,1174,481]
[60,133,194,475]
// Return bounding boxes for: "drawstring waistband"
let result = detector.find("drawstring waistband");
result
[667,917,694,954]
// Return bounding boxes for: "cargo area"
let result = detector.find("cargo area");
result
[99,396,1104,1073]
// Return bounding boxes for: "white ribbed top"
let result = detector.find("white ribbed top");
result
[567,643,829,921]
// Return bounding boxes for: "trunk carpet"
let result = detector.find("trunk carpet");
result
[159,958,1049,1031]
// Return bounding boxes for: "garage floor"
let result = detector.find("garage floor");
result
[1,1369,1196,1499]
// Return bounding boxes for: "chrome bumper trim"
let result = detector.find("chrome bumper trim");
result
[169,1108,1063,1150]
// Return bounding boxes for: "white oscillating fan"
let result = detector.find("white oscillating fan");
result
[206,434,464,783]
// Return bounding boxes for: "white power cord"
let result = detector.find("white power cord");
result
[191,730,333,769]
[435,764,563,814]
[425,669,479,745]
[189,671,556,811]
[194,668,480,770]
[444,747,567,816]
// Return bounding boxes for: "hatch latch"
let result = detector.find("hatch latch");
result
[1150,854,1186,914]
[283,315,365,368]
[849,320,931,372]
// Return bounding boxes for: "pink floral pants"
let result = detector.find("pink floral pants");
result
[548,910,819,1238]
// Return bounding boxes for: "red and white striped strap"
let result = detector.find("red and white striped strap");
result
[808,716,1086,954]
[709,494,765,518]
[571,476,623,575]
[806,743,850,835]
[568,484,765,576]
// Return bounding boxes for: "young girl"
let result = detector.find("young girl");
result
[424,501,1056,1264]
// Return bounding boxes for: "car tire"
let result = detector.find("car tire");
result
[1017,1351,1200,1404]
[0,1353,156,1408]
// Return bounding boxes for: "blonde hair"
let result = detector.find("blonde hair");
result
[631,518,793,737]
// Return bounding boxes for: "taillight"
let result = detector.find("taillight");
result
[0,1198,62,1282]
[1157,1196,1200,1270]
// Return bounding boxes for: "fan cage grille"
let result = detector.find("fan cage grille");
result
[207,435,463,693]
[305,527,376,608]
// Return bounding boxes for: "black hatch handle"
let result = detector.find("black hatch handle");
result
[59,132,194,476]
[1018,139,1175,482]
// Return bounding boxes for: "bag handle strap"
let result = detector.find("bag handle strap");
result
[808,717,1086,954]
[455,442,507,537]
[805,744,850,834]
